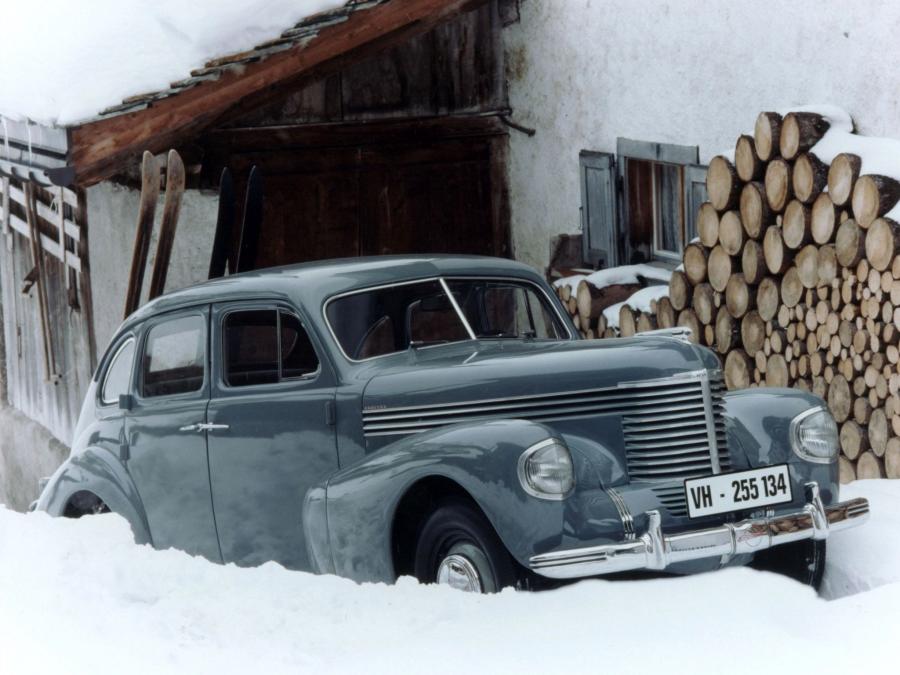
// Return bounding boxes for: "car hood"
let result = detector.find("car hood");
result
[361,336,712,413]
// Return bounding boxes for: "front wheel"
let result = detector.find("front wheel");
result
[750,540,826,589]
[413,499,518,593]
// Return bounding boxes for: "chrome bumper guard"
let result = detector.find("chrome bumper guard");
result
[530,482,870,579]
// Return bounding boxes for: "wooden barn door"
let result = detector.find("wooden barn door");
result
[208,117,509,269]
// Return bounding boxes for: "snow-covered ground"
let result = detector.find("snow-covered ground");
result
[0,481,897,675]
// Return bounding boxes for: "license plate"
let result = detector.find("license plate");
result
[684,465,793,518]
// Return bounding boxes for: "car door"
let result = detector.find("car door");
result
[126,307,222,562]
[206,302,338,570]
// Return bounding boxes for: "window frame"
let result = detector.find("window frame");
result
[218,304,321,391]
[607,138,703,267]
[98,336,136,407]
[137,310,209,402]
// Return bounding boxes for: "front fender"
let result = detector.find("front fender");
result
[318,419,591,584]
[37,447,152,545]
[723,388,839,505]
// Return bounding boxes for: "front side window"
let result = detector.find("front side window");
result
[141,315,206,398]
[101,339,135,405]
[223,309,319,387]
[326,278,567,361]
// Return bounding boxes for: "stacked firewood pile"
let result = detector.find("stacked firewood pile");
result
[556,281,639,339]
[667,110,900,482]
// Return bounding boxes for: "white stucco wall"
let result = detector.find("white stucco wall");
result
[88,183,218,352]
[504,0,900,270]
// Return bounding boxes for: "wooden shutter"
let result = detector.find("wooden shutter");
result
[580,151,619,268]
[683,164,708,244]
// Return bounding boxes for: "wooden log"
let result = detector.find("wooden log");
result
[838,455,856,484]
[817,244,837,286]
[676,308,701,344]
[840,420,868,461]
[714,306,739,353]
[735,134,764,182]
[827,373,851,422]
[810,192,839,244]
[559,283,572,303]
[656,296,676,329]
[718,210,745,256]
[683,243,708,285]
[668,270,692,311]
[782,200,812,249]
[763,225,791,274]
[852,174,900,228]
[794,244,820,289]
[792,152,828,204]
[864,217,900,272]
[740,239,766,285]
[739,181,769,240]
[707,245,733,292]
[724,349,752,390]
[780,112,830,160]
[766,353,789,387]
[853,397,872,425]
[886,437,900,479]
[697,202,720,248]
[619,305,638,337]
[835,219,866,268]
[857,451,885,479]
[741,310,766,357]
[692,282,716,325]
[707,156,742,211]
[636,312,657,333]
[576,280,642,324]
[756,276,780,321]
[754,111,782,163]
[869,408,889,457]
[764,158,792,213]
[725,273,754,318]
[780,267,804,308]
[828,153,862,207]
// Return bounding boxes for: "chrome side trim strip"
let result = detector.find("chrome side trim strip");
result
[607,489,635,541]
[529,482,870,579]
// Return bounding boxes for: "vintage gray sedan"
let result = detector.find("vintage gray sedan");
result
[37,256,869,592]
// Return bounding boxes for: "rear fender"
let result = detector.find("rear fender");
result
[37,447,152,545]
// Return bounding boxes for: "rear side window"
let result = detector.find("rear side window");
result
[101,339,135,405]
[223,309,319,387]
[142,315,206,398]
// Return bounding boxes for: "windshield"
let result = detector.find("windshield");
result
[325,278,567,360]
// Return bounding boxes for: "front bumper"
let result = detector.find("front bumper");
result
[530,482,869,579]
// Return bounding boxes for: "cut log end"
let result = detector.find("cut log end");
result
[754,112,782,163]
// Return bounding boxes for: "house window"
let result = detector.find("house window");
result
[580,139,707,268]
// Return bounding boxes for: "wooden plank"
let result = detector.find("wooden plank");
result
[1,177,10,251]
[75,188,97,371]
[8,184,80,242]
[24,183,58,382]
[2,208,82,272]
[68,0,492,185]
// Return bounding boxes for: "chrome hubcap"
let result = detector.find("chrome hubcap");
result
[436,553,483,593]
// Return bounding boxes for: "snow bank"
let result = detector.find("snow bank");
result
[0,0,343,125]
[554,264,672,295]
[0,480,898,674]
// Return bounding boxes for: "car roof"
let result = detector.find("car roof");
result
[120,255,547,332]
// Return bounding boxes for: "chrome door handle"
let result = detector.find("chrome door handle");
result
[198,423,229,432]
[179,423,230,433]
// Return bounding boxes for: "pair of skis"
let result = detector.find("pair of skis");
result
[123,155,263,319]
[208,165,263,280]
[123,150,185,319]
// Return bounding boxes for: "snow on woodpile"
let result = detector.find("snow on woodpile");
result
[0,0,344,125]
[603,284,669,329]
[553,264,672,295]
[0,481,898,674]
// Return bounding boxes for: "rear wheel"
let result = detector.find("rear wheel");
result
[750,540,826,589]
[413,499,518,593]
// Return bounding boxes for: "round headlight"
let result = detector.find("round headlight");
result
[791,407,838,463]
[518,439,575,500]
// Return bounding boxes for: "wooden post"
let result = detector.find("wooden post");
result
[1,177,10,251]
[24,183,58,382]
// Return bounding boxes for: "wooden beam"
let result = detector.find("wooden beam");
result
[68,0,491,186]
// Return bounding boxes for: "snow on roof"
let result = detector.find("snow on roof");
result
[0,0,345,126]
[553,264,672,294]
[1,480,896,673]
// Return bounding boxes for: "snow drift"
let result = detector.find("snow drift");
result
[0,481,897,674]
